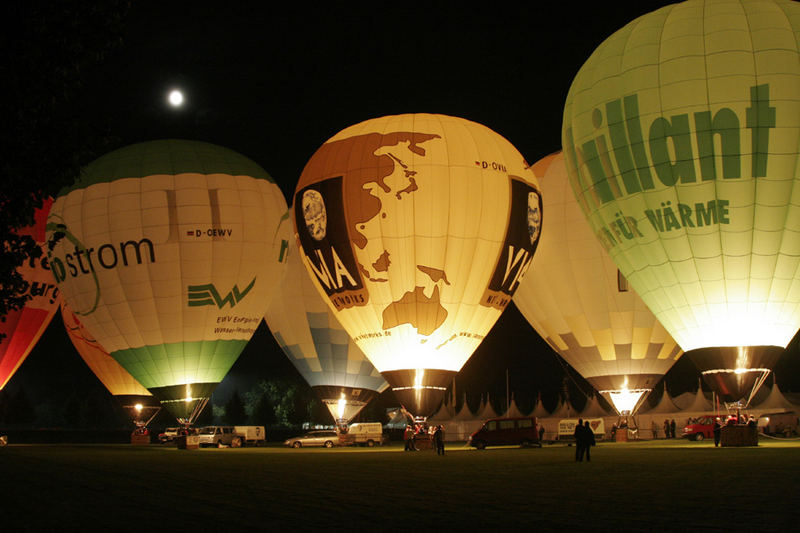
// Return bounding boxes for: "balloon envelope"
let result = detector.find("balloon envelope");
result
[61,300,160,424]
[293,114,542,417]
[1,199,60,390]
[562,0,800,405]
[264,234,388,423]
[47,140,289,422]
[513,152,681,415]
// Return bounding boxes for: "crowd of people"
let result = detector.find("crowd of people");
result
[404,423,445,455]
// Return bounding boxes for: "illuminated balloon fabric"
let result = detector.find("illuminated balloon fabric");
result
[512,152,682,415]
[294,114,542,417]
[47,140,289,422]
[61,301,160,423]
[0,199,60,390]
[562,0,800,405]
[264,235,388,423]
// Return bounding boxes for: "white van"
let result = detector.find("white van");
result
[341,422,386,447]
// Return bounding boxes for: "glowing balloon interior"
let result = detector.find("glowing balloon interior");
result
[562,0,800,406]
[513,152,681,415]
[264,233,388,424]
[293,114,542,417]
[47,140,289,423]
[0,199,60,390]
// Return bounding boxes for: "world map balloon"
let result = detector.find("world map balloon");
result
[562,0,800,406]
[293,114,542,417]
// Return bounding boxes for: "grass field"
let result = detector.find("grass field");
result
[1,439,798,532]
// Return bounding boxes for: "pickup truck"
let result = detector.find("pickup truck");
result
[195,426,266,448]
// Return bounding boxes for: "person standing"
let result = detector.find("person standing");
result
[713,417,722,447]
[574,418,585,461]
[670,419,677,439]
[404,425,416,451]
[433,425,445,455]
[651,420,659,439]
[583,420,596,462]
[663,419,670,439]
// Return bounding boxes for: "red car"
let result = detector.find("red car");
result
[682,416,721,441]
[468,416,541,449]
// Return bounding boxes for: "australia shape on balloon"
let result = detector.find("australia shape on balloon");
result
[293,114,543,419]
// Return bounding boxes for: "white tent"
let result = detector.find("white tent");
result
[752,382,798,412]
[642,385,680,414]
[579,393,611,418]
[476,394,499,421]
[502,393,527,418]
[452,393,476,421]
[532,393,551,419]
[550,397,576,419]
[682,381,713,413]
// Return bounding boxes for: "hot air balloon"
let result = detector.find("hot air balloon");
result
[562,0,800,408]
[513,152,682,415]
[61,300,160,426]
[264,233,388,425]
[47,140,289,424]
[293,114,542,419]
[1,199,60,390]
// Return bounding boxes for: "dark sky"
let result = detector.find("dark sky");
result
[8,1,800,415]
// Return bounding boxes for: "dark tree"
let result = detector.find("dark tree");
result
[0,1,128,331]
[224,390,247,425]
[251,391,278,426]
[5,387,36,426]
[194,400,215,426]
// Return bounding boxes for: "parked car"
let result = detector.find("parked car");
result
[682,416,720,441]
[284,430,339,448]
[158,427,181,444]
[468,416,541,449]
[339,422,387,447]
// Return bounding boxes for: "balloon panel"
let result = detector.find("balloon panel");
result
[0,199,60,390]
[265,236,387,393]
[514,152,681,392]
[61,301,150,397]
[562,0,800,351]
[47,140,289,402]
[294,114,542,375]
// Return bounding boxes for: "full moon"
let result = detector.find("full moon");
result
[168,89,184,107]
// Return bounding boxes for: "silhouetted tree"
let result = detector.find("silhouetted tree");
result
[5,388,35,426]
[0,2,129,332]
[195,400,215,426]
[224,391,247,425]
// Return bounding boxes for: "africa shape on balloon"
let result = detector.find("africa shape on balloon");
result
[562,0,800,409]
[293,114,543,419]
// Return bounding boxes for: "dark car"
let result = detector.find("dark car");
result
[468,416,541,449]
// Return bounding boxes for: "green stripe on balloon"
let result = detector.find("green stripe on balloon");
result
[59,139,276,195]
[111,339,249,389]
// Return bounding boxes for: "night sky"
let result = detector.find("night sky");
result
[7,1,800,417]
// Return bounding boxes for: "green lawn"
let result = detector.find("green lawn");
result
[1,439,798,532]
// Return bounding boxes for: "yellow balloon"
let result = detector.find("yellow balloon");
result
[293,114,542,417]
[562,0,800,407]
[513,152,682,415]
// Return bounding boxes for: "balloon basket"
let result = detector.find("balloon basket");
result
[176,435,199,450]
[720,425,758,447]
